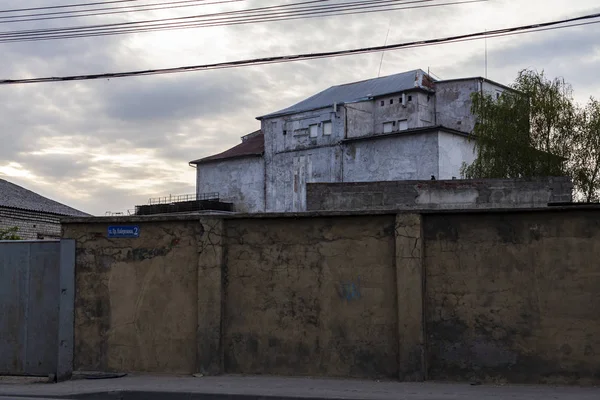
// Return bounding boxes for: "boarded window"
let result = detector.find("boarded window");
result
[323,121,332,136]
[398,120,408,131]
[309,124,318,138]
[383,122,394,133]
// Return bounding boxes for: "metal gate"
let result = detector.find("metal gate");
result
[0,240,74,379]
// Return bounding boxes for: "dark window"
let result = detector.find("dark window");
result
[380,100,385,106]
[390,99,394,105]
[408,95,413,102]
[283,130,287,135]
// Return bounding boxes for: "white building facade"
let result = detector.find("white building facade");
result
[191,70,510,213]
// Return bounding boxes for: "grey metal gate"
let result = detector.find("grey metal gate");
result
[0,240,74,379]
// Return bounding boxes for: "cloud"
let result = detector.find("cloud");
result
[0,0,599,215]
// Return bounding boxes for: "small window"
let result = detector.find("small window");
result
[390,99,394,105]
[380,100,385,106]
[309,124,318,138]
[496,92,501,99]
[398,120,408,131]
[383,122,394,133]
[323,121,332,136]
[408,95,413,102]
[283,130,287,135]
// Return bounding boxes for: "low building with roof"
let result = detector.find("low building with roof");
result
[0,178,90,239]
[190,69,512,212]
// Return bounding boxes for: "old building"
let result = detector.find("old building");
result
[0,178,89,239]
[191,69,512,212]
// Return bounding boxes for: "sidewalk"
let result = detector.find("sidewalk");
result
[0,374,599,400]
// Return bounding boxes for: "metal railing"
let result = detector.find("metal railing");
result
[147,192,219,205]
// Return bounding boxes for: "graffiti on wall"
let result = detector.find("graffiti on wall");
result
[338,277,361,302]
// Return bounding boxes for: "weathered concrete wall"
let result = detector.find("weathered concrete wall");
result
[437,131,476,179]
[197,157,265,213]
[343,133,439,183]
[307,177,573,211]
[64,206,600,384]
[262,107,345,154]
[435,80,480,133]
[423,210,600,384]
[345,101,375,139]
[265,146,343,212]
[64,219,202,374]
[371,91,433,133]
[0,207,61,239]
[223,216,399,379]
[435,79,509,134]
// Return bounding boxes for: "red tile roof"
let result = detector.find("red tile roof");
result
[190,131,264,165]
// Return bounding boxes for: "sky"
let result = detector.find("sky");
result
[0,0,598,216]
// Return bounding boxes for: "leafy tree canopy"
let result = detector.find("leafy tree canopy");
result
[463,69,600,202]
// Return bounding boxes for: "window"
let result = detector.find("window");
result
[309,124,318,138]
[283,130,287,135]
[383,122,394,133]
[408,95,413,102]
[398,120,408,131]
[380,100,385,106]
[323,121,332,136]
[390,99,394,105]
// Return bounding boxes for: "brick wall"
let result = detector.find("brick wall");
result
[0,207,62,240]
[306,177,573,211]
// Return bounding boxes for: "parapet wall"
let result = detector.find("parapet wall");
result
[306,177,573,211]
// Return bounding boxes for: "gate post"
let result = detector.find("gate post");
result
[57,239,75,382]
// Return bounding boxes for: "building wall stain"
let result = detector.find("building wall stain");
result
[223,215,398,379]
[64,221,201,374]
[63,209,600,384]
[424,211,600,385]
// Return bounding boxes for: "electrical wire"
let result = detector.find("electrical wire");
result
[0,1,141,14]
[0,0,245,24]
[0,0,482,42]
[1,11,598,85]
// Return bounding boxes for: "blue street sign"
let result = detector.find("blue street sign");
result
[108,226,140,238]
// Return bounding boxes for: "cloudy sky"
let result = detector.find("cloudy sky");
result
[0,0,598,215]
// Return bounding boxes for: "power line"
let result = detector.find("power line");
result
[0,0,141,14]
[0,0,481,42]
[0,0,244,24]
[2,11,598,85]
[0,0,413,26]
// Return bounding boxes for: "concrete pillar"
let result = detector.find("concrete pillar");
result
[196,217,225,375]
[395,213,425,381]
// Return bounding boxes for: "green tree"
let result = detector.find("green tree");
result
[0,226,22,240]
[463,69,600,201]
[571,98,600,202]
[463,69,573,180]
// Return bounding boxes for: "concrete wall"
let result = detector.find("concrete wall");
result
[65,219,202,374]
[196,157,265,213]
[437,131,476,179]
[224,216,399,378]
[435,79,509,134]
[306,177,573,211]
[423,210,600,384]
[370,91,434,134]
[265,146,343,212]
[435,80,480,133]
[63,207,600,384]
[342,133,439,182]
[262,107,345,154]
[0,207,61,239]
